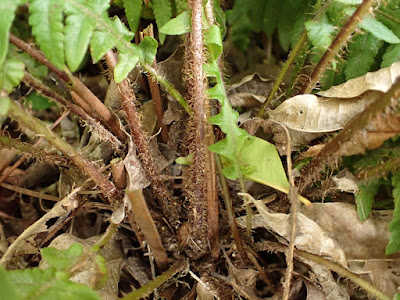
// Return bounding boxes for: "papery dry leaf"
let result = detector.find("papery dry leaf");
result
[42,233,123,300]
[227,73,272,108]
[318,61,400,98]
[268,91,377,133]
[236,195,347,267]
[301,202,400,297]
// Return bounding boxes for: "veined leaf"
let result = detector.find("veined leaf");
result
[159,11,190,35]
[114,53,139,83]
[0,267,20,300]
[90,31,114,63]
[382,43,400,68]
[359,14,400,44]
[41,244,83,271]
[153,0,172,44]
[205,25,223,61]
[0,0,27,66]
[345,33,383,80]
[29,0,65,70]
[305,13,335,50]
[64,0,109,71]
[355,180,381,222]
[386,172,400,255]
[123,0,142,33]
[0,59,24,93]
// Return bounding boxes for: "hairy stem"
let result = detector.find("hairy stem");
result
[300,0,376,94]
[6,100,121,203]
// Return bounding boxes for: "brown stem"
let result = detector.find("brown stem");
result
[141,26,168,143]
[126,190,169,270]
[104,50,180,226]
[9,34,127,142]
[299,0,376,94]
[7,100,122,203]
[184,0,219,258]
[22,73,123,150]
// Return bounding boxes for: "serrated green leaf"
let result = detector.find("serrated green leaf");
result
[0,0,26,66]
[305,13,336,50]
[355,180,381,222]
[41,244,83,271]
[109,16,135,44]
[360,14,400,44]
[159,11,190,35]
[114,53,139,83]
[0,267,21,300]
[205,25,223,61]
[345,33,383,80]
[382,43,400,68]
[153,0,172,44]
[0,59,24,92]
[123,0,142,33]
[29,0,65,70]
[386,172,400,255]
[90,31,114,62]
[64,0,110,72]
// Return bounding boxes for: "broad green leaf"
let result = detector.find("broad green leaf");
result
[114,53,139,83]
[0,267,21,300]
[8,268,55,298]
[123,0,142,33]
[64,0,110,71]
[0,59,24,92]
[359,14,400,44]
[25,92,56,110]
[153,0,172,44]
[159,11,190,35]
[41,244,83,271]
[240,136,310,205]
[345,33,383,80]
[262,0,280,36]
[305,13,336,50]
[90,31,114,63]
[39,279,101,300]
[205,25,223,61]
[0,0,26,66]
[382,43,400,68]
[386,172,400,255]
[0,96,11,117]
[355,180,381,222]
[29,0,65,70]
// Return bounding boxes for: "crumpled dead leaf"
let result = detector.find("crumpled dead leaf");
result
[267,62,400,153]
[227,73,273,108]
[236,195,347,267]
[301,202,400,297]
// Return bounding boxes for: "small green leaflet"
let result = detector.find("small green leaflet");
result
[0,59,24,93]
[0,96,11,117]
[153,0,172,44]
[0,0,27,66]
[29,0,65,70]
[26,92,56,111]
[345,33,383,80]
[386,172,400,255]
[305,13,335,50]
[41,244,83,271]
[159,11,191,35]
[360,14,400,44]
[382,43,400,68]
[114,53,139,83]
[355,180,381,222]
[123,0,142,34]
